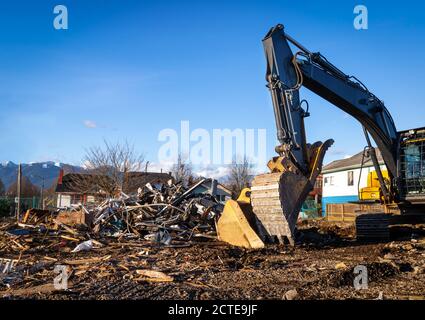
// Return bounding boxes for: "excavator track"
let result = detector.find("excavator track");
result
[355,213,391,242]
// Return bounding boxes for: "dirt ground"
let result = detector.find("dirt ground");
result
[1,218,425,300]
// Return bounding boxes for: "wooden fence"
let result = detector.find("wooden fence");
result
[326,203,386,223]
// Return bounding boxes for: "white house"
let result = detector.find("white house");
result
[322,150,386,215]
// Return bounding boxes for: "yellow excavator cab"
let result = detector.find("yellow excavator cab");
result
[359,170,389,202]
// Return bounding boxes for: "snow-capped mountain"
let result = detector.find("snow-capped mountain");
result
[0,161,83,190]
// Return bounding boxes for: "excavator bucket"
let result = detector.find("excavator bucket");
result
[217,139,333,248]
[252,140,333,245]
[217,190,264,249]
[250,171,308,245]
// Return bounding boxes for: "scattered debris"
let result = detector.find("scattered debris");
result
[1,204,425,299]
[0,178,223,256]
[0,178,228,297]
[135,269,174,282]
[335,262,348,270]
[0,219,425,300]
[284,289,299,300]
[71,240,102,253]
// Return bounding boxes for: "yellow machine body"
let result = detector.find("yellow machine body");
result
[359,170,389,202]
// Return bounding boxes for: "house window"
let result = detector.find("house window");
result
[348,171,354,186]
[324,176,334,186]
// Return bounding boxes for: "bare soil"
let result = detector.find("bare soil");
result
[1,218,425,300]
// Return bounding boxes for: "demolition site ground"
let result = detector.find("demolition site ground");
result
[1,218,425,300]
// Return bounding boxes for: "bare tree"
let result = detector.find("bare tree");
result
[171,154,193,186]
[73,140,145,197]
[7,176,40,198]
[225,155,254,198]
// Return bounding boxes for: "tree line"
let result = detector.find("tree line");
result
[71,140,254,199]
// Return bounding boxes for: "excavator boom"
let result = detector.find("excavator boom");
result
[217,24,425,248]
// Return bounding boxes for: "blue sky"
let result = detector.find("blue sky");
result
[1,0,424,176]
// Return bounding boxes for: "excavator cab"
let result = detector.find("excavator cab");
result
[398,127,425,203]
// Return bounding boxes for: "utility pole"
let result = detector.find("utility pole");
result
[16,163,22,222]
[40,177,45,210]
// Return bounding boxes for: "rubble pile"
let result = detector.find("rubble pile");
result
[0,178,224,255]
[91,178,222,243]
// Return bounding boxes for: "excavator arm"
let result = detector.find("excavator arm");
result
[217,24,402,248]
[263,24,398,176]
[263,24,399,202]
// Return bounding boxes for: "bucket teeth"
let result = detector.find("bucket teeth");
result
[251,171,309,245]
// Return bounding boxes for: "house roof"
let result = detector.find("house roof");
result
[323,149,385,173]
[123,172,173,193]
[55,173,109,194]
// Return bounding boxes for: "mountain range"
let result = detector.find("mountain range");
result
[0,161,83,191]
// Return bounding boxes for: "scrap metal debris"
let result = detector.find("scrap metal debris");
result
[0,178,227,297]
[0,178,223,257]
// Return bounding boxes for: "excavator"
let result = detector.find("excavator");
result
[217,24,425,248]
